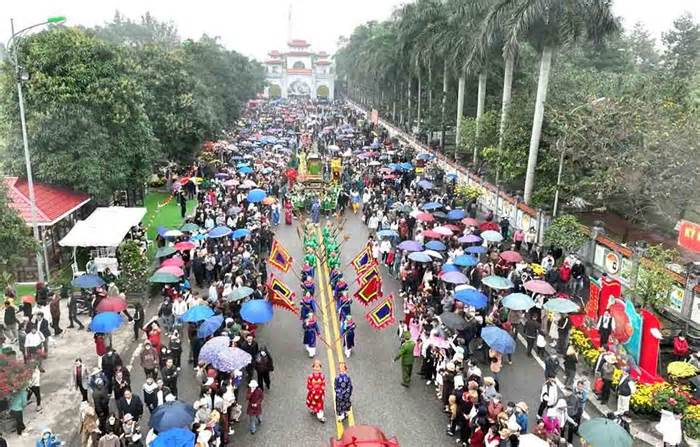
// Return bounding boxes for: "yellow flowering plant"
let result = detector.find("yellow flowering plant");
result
[668,361,699,380]
[684,405,700,439]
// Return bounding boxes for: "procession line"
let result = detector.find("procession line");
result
[316,225,356,428]
[314,226,344,439]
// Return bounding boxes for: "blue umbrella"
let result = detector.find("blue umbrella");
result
[481,325,516,354]
[156,226,168,237]
[240,299,274,324]
[236,162,249,168]
[397,240,423,252]
[238,166,253,174]
[180,305,214,323]
[417,180,434,189]
[446,173,458,181]
[71,274,105,289]
[454,255,478,267]
[376,229,399,238]
[151,428,195,447]
[502,293,536,311]
[399,162,413,171]
[231,228,251,239]
[197,315,224,338]
[247,188,267,203]
[425,240,446,251]
[408,251,432,263]
[454,289,488,309]
[208,226,232,238]
[89,312,124,333]
[150,401,195,433]
[447,209,466,220]
[421,202,442,211]
[466,246,487,254]
[416,153,434,161]
[440,263,460,274]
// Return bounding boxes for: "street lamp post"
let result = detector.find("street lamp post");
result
[551,97,606,218]
[7,16,66,282]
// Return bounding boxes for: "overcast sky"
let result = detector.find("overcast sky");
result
[3,0,699,60]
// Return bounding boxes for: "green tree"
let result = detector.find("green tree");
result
[662,13,700,81]
[116,240,150,299]
[627,22,660,73]
[0,185,38,274]
[543,215,589,253]
[628,244,679,309]
[0,27,158,202]
[93,11,180,48]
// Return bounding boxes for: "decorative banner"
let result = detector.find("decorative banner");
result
[354,276,382,306]
[356,264,380,285]
[585,276,601,320]
[268,239,293,273]
[350,243,374,273]
[638,308,662,382]
[678,220,700,253]
[267,276,297,314]
[365,294,395,330]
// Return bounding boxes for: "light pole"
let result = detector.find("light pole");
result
[551,97,607,218]
[7,16,66,282]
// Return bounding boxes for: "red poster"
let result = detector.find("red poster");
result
[586,277,600,319]
[678,220,700,253]
[638,309,661,382]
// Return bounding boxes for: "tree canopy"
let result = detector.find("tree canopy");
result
[0,13,264,203]
[336,6,699,230]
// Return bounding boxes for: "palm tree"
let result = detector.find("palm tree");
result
[498,0,618,203]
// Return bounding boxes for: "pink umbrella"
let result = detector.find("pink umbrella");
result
[421,230,442,239]
[500,250,523,263]
[161,257,184,268]
[433,226,454,236]
[524,279,556,295]
[427,335,451,349]
[174,241,195,251]
[157,266,185,277]
[461,217,480,226]
[415,212,434,222]
[444,224,461,232]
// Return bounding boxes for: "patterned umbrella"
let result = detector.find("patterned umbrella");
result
[210,347,253,372]
[198,336,232,364]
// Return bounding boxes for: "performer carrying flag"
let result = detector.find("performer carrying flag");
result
[268,239,293,273]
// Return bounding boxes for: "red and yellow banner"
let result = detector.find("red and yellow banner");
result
[678,220,700,253]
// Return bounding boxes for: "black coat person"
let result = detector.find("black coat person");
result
[101,350,123,390]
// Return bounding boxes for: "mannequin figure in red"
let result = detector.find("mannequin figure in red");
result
[306,359,326,423]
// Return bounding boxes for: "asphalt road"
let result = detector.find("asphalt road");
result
[127,211,586,446]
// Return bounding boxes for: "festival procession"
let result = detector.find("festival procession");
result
[2,4,700,447]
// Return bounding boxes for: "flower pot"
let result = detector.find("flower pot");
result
[685,433,700,447]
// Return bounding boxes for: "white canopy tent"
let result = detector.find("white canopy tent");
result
[60,207,147,248]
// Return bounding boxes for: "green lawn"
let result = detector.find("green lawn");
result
[143,191,196,257]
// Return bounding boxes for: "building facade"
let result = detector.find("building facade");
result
[264,39,334,100]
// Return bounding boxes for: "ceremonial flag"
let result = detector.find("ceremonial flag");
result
[356,263,380,285]
[350,243,374,273]
[354,275,381,306]
[268,239,293,273]
[365,294,395,330]
[267,275,297,314]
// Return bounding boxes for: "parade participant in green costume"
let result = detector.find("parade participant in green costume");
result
[327,250,340,270]
[394,332,416,387]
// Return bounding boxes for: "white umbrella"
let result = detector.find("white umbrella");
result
[424,249,443,259]
[163,229,183,238]
[481,230,503,242]
[369,161,381,166]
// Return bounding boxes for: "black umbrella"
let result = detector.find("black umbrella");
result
[432,211,448,220]
[440,312,468,331]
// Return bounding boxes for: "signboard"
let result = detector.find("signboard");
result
[668,284,685,314]
[678,220,700,252]
[594,244,606,270]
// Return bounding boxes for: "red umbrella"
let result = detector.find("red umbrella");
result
[479,221,500,232]
[95,296,127,313]
[415,212,434,222]
[330,424,399,447]
[461,217,479,226]
[422,230,442,239]
[178,176,191,185]
[500,250,523,263]
[174,241,195,251]
[21,295,34,304]
[161,257,184,268]
[524,279,556,295]
[157,266,185,277]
